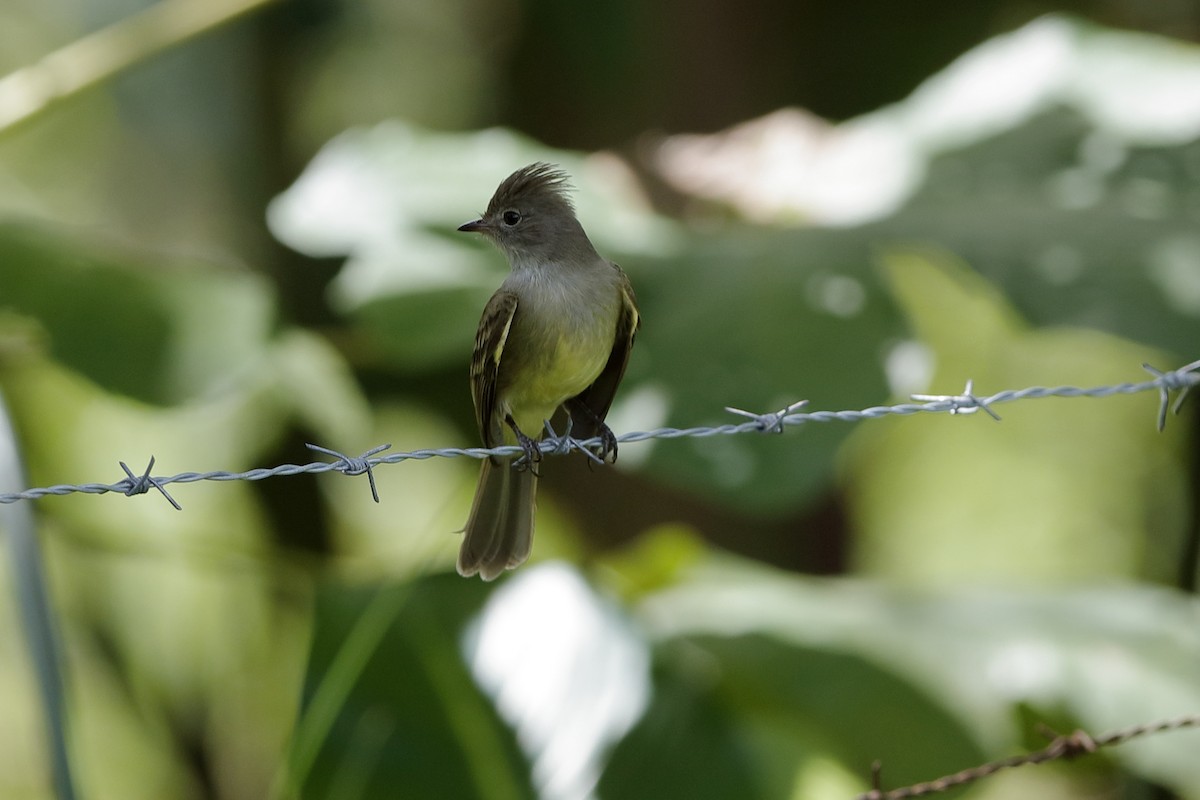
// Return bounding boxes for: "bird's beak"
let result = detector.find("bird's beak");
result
[458,218,488,233]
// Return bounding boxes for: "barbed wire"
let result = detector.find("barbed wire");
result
[1,358,1196,508]
[858,714,1200,799]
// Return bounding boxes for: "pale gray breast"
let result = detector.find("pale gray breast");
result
[500,260,621,390]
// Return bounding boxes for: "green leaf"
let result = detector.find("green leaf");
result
[289,575,534,800]
[632,227,898,513]
[639,560,1200,794]
[844,250,1189,585]
[690,634,985,792]
[598,662,768,800]
[0,221,275,405]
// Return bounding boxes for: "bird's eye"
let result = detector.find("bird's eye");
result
[502,210,521,226]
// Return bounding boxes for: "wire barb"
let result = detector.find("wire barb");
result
[307,443,391,503]
[912,379,1001,421]
[118,457,181,510]
[540,418,605,466]
[865,760,884,800]
[725,400,809,433]
[1143,359,1200,432]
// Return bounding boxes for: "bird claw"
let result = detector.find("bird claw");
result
[512,427,543,476]
[595,424,618,464]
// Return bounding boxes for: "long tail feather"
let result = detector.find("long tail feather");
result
[459,460,536,580]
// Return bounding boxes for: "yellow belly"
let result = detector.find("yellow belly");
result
[503,335,610,436]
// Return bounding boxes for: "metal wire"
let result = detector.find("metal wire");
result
[1,358,1196,508]
[859,715,1200,799]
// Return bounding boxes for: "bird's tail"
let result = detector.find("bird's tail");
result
[458,459,537,580]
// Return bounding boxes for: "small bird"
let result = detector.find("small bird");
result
[457,163,640,580]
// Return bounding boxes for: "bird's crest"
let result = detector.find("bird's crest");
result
[487,162,575,213]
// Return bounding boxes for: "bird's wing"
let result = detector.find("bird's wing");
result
[567,265,640,437]
[471,290,520,448]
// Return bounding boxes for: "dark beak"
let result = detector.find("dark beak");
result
[457,218,488,233]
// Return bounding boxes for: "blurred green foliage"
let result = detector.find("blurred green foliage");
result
[1,3,1199,800]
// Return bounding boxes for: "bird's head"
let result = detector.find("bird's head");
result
[458,162,592,265]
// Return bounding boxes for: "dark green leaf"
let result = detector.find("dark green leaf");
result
[294,575,534,800]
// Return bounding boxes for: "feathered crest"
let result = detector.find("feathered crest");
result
[487,162,575,213]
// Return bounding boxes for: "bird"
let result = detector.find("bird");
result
[456,162,640,580]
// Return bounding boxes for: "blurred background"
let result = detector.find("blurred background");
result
[1,0,1199,798]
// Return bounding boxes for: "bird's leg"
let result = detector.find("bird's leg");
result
[506,415,542,475]
[566,399,618,464]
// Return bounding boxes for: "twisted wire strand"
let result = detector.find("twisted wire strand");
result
[858,715,1200,799]
[1,358,1196,507]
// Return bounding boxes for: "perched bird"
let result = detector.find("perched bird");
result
[457,163,640,580]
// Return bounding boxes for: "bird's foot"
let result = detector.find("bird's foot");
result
[566,399,619,466]
[594,423,618,465]
[508,419,543,476]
